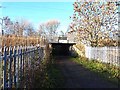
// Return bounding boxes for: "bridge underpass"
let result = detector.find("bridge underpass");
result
[50,43,76,56]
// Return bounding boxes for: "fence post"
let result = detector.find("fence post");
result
[25,46,28,88]
[9,46,12,88]
[17,46,20,87]
[3,46,7,88]
[13,46,17,88]
[20,46,22,86]
[22,46,25,79]
[28,46,30,68]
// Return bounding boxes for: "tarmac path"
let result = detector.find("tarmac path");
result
[54,56,119,88]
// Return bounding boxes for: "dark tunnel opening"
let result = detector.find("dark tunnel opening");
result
[50,43,76,56]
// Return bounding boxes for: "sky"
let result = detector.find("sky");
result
[1,0,75,2]
[1,0,119,34]
[1,1,74,33]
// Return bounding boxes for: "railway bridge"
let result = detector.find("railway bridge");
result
[49,36,76,56]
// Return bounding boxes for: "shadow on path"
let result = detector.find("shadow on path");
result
[54,56,119,88]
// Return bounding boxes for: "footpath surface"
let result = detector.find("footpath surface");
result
[55,56,119,88]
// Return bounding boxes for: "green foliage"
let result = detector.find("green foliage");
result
[71,57,120,84]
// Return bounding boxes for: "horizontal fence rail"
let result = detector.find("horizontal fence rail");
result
[0,45,44,89]
[85,46,120,67]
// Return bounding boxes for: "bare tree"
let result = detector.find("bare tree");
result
[14,19,31,36]
[1,16,13,35]
[25,23,36,36]
[4,18,36,36]
[38,20,60,42]
[38,23,46,37]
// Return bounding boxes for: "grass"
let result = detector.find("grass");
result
[43,59,64,88]
[71,56,120,85]
[29,56,64,88]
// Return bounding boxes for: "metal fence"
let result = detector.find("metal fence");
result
[85,46,120,67]
[0,45,44,89]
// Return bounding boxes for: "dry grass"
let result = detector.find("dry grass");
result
[0,35,45,47]
[0,35,47,55]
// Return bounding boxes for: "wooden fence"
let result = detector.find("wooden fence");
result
[0,45,44,89]
[85,46,120,67]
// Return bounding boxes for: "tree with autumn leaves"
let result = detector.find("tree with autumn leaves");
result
[69,0,119,46]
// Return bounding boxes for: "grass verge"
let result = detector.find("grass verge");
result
[71,56,120,85]
[44,58,64,88]
[32,56,64,88]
